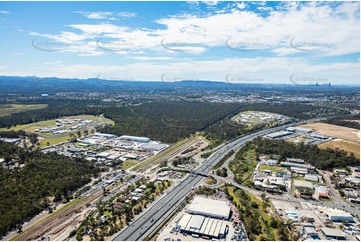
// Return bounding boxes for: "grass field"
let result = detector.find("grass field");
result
[0,115,114,148]
[38,136,70,147]
[319,139,360,159]
[0,104,48,117]
[258,165,283,173]
[121,160,140,170]
[204,176,217,185]
[293,176,305,181]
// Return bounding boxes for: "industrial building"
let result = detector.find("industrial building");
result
[176,214,229,239]
[286,158,305,164]
[286,211,298,221]
[310,133,330,140]
[93,133,117,139]
[265,131,293,139]
[187,196,231,220]
[120,135,150,143]
[260,159,278,166]
[294,180,314,190]
[0,137,21,144]
[139,142,169,151]
[302,223,319,239]
[305,174,319,182]
[287,127,313,133]
[321,227,346,240]
[314,185,329,199]
[281,161,314,170]
[291,167,308,175]
[326,210,354,222]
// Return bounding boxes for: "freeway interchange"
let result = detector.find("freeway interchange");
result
[112,117,336,241]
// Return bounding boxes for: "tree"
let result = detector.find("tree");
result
[268,218,277,228]
[250,201,259,209]
[16,224,23,233]
[76,233,83,241]
[261,193,267,202]
[29,133,38,147]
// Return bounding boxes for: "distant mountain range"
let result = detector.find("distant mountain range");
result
[0,75,357,94]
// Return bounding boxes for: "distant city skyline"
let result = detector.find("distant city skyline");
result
[0,1,360,84]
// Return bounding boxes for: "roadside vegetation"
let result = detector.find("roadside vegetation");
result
[216,167,228,177]
[229,143,258,186]
[204,176,217,185]
[74,180,172,241]
[222,186,297,241]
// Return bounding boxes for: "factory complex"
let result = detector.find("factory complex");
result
[43,132,169,167]
[175,196,231,239]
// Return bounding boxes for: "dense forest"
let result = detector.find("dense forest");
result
[0,99,348,144]
[100,101,243,143]
[0,142,101,238]
[253,137,359,169]
[325,114,360,130]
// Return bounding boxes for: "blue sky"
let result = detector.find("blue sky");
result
[0,1,360,85]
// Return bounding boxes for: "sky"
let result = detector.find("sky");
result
[0,1,360,85]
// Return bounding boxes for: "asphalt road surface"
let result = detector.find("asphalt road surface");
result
[113,117,331,241]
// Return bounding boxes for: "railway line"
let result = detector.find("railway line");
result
[15,190,102,241]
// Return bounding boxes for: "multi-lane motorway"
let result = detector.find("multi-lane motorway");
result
[112,117,332,241]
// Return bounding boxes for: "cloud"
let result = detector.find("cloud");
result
[28,2,359,57]
[73,11,136,20]
[44,61,63,65]
[0,10,10,14]
[236,2,246,10]
[19,1,359,85]
[130,56,174,61]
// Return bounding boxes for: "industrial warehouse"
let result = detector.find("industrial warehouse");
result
[176,214,229,239]
[174,196,231,239]
[187,196,231,220]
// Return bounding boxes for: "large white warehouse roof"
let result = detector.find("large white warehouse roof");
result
[187,196,231,220]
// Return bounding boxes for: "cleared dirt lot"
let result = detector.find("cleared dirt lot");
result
[298,122,360,159]
[298,122,360,142]
[319,139,360,159]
